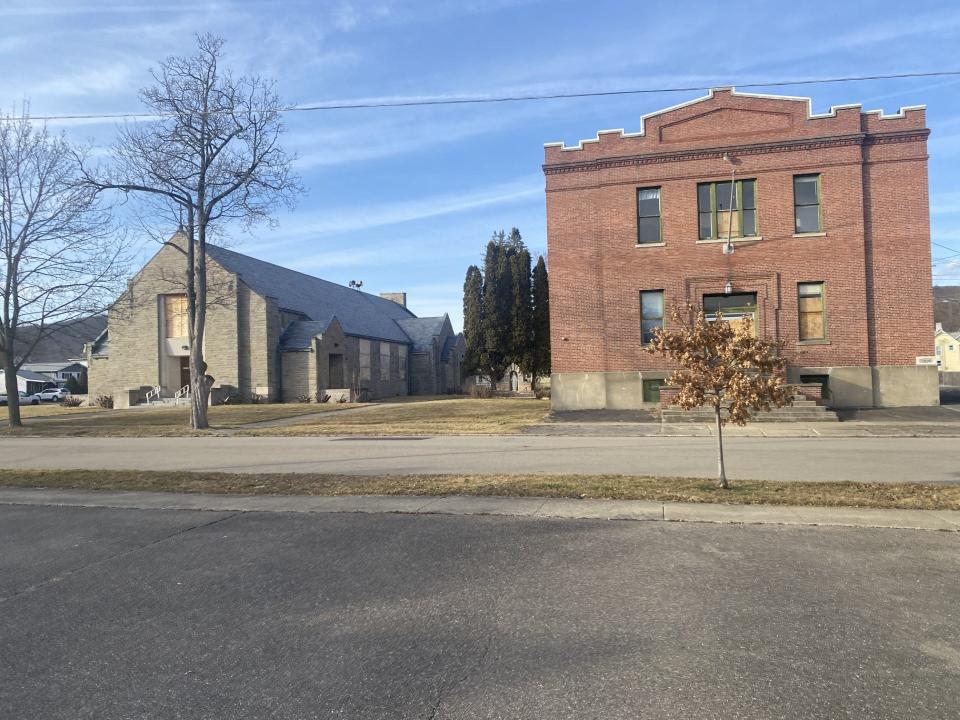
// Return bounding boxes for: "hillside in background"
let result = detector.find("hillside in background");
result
[14,316,107,364]
[935,286,960,332]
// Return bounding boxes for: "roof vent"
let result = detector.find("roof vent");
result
[380,292,407,308]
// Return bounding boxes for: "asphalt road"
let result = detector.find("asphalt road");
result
[2,504,958,719]
[1,435,959,483]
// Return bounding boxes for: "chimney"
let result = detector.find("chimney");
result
[380,292,407,308]
[936,322,943,333]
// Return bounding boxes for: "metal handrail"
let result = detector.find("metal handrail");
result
[145,386,161,404]
[174,384,190,405]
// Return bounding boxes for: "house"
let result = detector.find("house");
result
[543,88,937,410]
[20,361,86,385]
[935,324,960,372]
[16,369,57,394]
[87,233,463,407]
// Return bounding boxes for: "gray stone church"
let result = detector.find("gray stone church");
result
[87,233,464,407]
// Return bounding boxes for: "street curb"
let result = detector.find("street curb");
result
[0,488,958,532]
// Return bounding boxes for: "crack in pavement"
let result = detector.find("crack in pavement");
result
[425,632,494,720]
[0,511,240,604]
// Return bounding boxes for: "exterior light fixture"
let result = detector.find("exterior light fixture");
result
[724,280,733,295]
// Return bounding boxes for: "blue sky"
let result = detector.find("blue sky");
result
[2,0,960,329]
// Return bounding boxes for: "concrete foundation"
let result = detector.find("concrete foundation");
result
[553,365,941,411]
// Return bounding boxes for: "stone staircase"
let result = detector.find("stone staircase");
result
[660,395,838,423]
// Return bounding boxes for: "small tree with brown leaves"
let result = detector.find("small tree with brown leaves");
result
[647,306,794,488]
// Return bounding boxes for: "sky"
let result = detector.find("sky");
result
[2,0,960,330]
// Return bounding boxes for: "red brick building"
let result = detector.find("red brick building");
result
[543,88,938,409]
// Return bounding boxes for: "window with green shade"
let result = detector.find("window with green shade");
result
[640,290,664,344]
[697,179,757,240]
[794,174,821,233]
[637,187,662,244]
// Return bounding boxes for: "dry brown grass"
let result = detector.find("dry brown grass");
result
[0,403,353,437]
[6,404,106,419]
[2,469,958,510]
[242,397,549,436]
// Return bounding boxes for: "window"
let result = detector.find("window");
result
[642,379,664,403]
[703,293,758,334]
[636,187,662,244]
[798,282,826,341]
[794,174,821,233]
[640,291,664,344]
[936,346,943,356]
[697,179,757,240]
[359,340,371,382]
[380,343,391,381]
[399,345,407,381]
[163,294,188,338]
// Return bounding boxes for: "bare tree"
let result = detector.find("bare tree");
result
[81,33,301,429]
[647,306,794,488]
[0,112,126,428]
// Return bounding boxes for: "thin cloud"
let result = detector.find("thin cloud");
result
[274,175,543,237]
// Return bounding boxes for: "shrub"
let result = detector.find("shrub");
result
[469,384,493,399]
[316,392,331,404]
[335,393,348,404]
[94,394,114,409]
[296,394,312,404]
[534,387,551,400]
[62,396,83,407]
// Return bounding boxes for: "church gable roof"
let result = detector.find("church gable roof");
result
[206,244,414,344]
[396,315,450,352]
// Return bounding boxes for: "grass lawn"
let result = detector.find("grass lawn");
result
[0,402,354,437]
[1,469,958,510]
[5,404,106,420]
[242,397,550,436]
[0,398,548,437]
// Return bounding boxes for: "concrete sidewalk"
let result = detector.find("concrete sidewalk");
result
[1,487,957,531]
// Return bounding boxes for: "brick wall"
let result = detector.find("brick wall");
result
[545,89,933,380]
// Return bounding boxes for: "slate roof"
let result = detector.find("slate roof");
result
[396,316,448,352]
[441,334,463,361]
[279,321,333,352]
[89,329,109,356]
[206,244,415,344]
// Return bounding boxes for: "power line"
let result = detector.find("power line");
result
[8,69,960,122]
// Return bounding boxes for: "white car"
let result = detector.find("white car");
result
[37,387,70,402]
[0,391,40,406]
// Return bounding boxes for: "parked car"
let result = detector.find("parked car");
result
[0,391,40,406]
[37,387,70,402]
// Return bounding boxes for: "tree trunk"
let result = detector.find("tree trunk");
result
[189,252,210,430]
[3,360,21,428]
[715,403,728,489]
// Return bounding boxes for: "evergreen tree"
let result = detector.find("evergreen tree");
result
[511,246,532,374]
[530,255,551,389]
[462,265,484,376]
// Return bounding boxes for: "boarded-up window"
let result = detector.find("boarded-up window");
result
[697,179,757,240]
[380,343,391,381]
[798,282,825,340]
[163,295,188,338]
[399,345,407,380]
[359,340,371,382]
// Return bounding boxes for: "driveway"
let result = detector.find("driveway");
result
[1,435,959,483]
[2,504,958,719]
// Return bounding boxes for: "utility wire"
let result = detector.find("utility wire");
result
[8,69,960,122]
